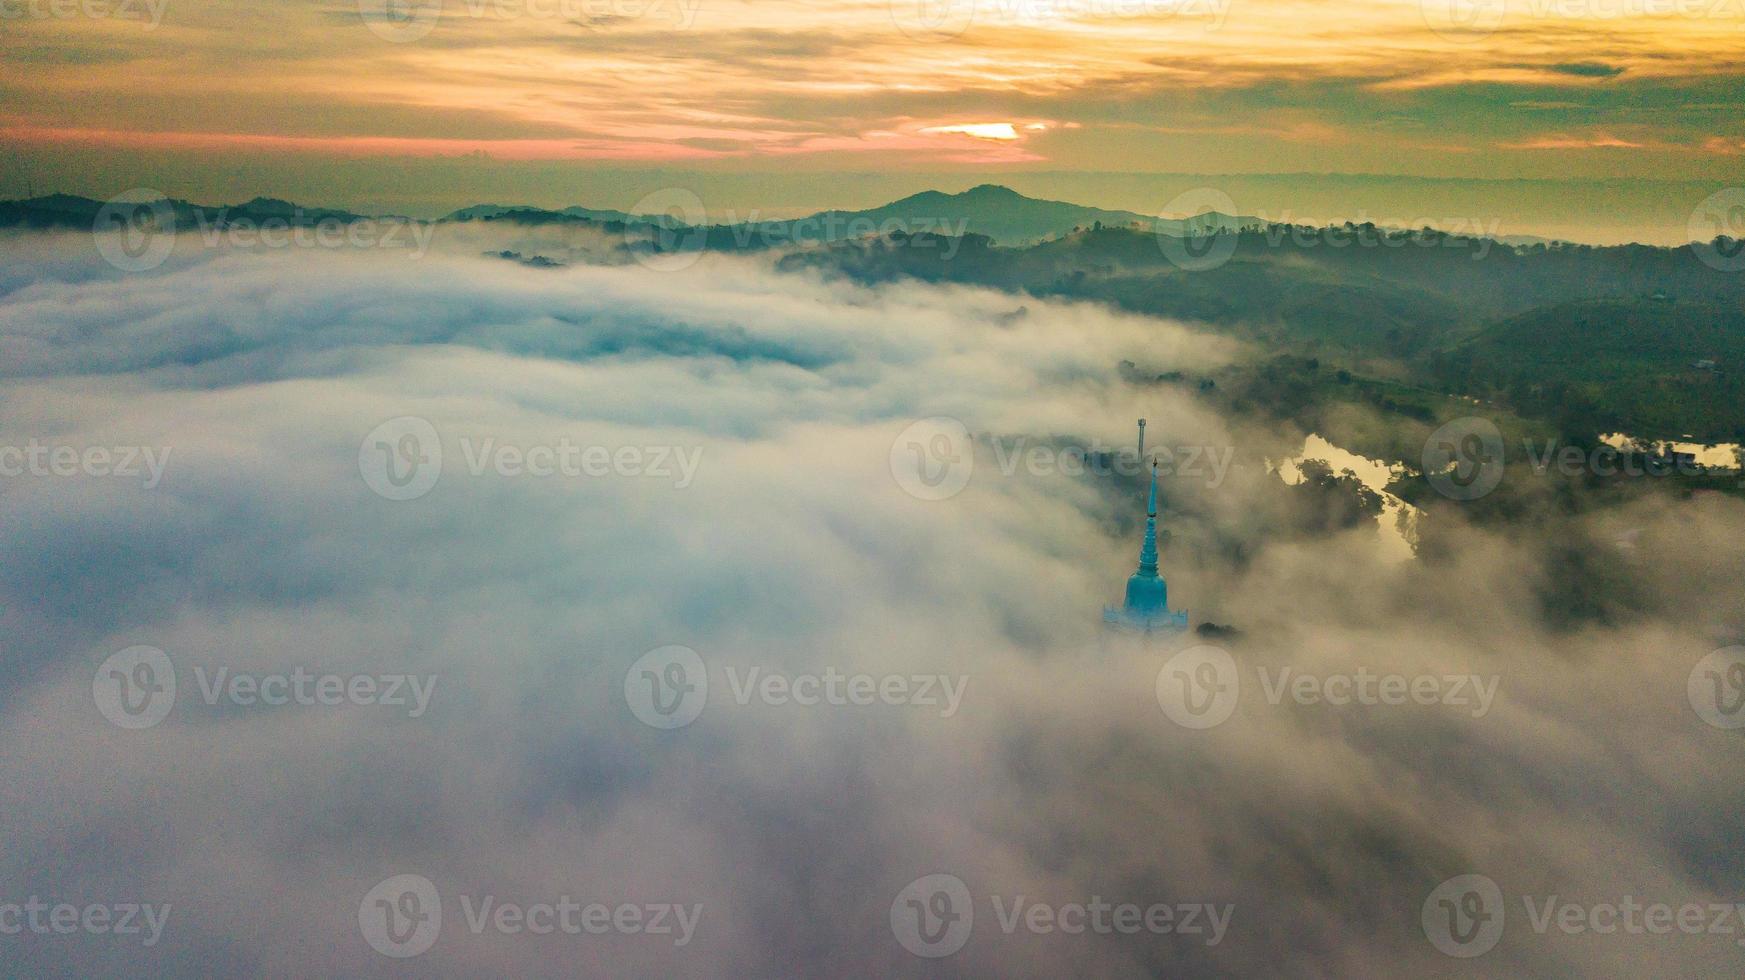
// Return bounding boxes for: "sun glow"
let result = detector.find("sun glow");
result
[920,123,1023,141]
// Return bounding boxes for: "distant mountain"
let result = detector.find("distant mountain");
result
[0,194,131,228]
[436,184,1249,246]
[752,184,1248,247]
[225,196,372,223]
[0,194,372,228]
[444,203,636,223]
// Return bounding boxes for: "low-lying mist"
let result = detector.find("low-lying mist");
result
[1,228,1742,976]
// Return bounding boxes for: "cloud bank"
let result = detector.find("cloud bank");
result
[1,232,1743,976]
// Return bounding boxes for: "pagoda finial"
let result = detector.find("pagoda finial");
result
[1104,447,1187,633]
[1146,457,1157,518]
[1137,459,1159,577]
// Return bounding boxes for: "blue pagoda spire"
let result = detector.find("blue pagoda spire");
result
[1105,421,1189,633]
[1137,462,1159,578]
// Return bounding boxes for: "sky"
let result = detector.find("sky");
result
[2,227,1745,975]
[2,0,1743,237]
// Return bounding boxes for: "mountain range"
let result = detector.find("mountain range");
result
[1,184,1246,246]
[4,185,1739,441]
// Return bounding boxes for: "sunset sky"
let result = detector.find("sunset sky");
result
[4,0,1743,236]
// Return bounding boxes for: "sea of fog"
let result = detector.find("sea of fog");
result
[1,228,1743,976]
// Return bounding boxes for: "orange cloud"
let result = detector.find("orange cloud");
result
[1501,133,1646,150]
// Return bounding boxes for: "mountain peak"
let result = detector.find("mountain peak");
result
[238,196,298,212]
[959,183,1024,199]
